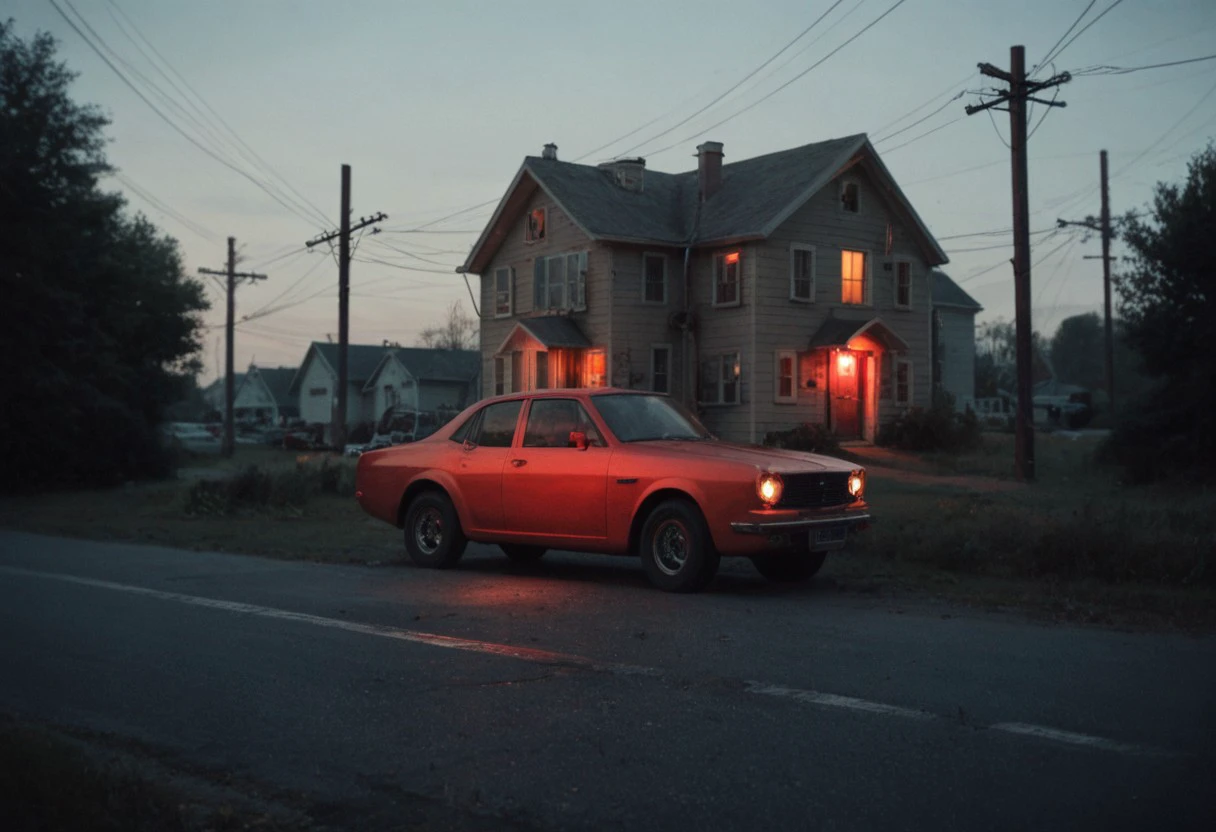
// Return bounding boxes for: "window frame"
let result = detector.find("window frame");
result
[494,266,513,318]
[789,243,816,303]
[493,354,511,397]
[533,251,588,312]
[473,399,523,448]
[841,248,871,306]
[521,398,604,448]
[650,344,672,394]
[712,251,742,308]
[642,252,667,305]
[893,260,912,310]
[895,358,913,407]
[839,179,861,214]
[700,349,742,406]
[774,350,797,404]
[525,207,546,243]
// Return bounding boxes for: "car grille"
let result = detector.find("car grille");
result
[776,472,852,509]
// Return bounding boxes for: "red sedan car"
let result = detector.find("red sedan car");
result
[355,389,870,592]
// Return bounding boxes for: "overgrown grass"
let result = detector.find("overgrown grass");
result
[183,456,356,516]
[0,717,309,832]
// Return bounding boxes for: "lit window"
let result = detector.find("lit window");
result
[790,245,815,302]
[842,249,867,305]
[775,350,796,403]
[525,208,546,242]
[895,359,912,406]
[585,349,607,388]
[643,254,666,304]
[714,251,741,306]
[840,180,859,213]
[494,267,513,317]
[894,261,912,310]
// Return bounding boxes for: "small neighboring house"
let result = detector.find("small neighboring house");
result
[289,342,480,439]
[202,373,244,414]
[233,365,300,425]
[363,348,481,420]
[459,135,950,443]
[930,269,983,410]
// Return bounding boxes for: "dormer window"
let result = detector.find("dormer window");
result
[840,180,860,213]
[525,208,546,243]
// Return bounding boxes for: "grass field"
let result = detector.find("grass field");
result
[1,439,1212,630]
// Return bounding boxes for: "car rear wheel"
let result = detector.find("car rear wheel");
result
[752,551,826,583]
[499,544,547,563]
[639,499,719,593]
[403,491,467,569]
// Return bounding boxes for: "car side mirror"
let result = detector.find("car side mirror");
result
[568,431,589,451]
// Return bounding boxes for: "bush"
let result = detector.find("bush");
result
[877,403,982,453]
[183,458,355,515]
[762,422,841,455]
[1099,391,1216,485]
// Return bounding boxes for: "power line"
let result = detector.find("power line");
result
[637,0,913,160]
[109,171,219,242]
[1034,0,1097,73]
[1070,53,1216,76]
[1041,0,1127,68]
[873,91,967,144]
[870,71,976,138]
[879,117,964,154]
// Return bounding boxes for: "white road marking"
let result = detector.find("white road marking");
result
[0,565,1173,757]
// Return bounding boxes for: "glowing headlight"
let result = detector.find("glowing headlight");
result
[757,472,783,507]
[848,470,866,499]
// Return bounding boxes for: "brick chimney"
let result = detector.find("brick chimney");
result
[697,141,723,200]
[542,143,558,160]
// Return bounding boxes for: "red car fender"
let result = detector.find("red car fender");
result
[400,468,473,529]
[624,476,715,550]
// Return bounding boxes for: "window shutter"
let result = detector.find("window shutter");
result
[509,267,515,315]
[533,258,545,310]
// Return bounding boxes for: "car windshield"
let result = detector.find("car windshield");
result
[591,394,713,443]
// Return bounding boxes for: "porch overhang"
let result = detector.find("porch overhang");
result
[808,316,910,354]
[495,316,592,355]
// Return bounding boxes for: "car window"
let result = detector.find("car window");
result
[449,411,477,443]
[523,399,604,448]
[591,393,711,442]
[473,400,522,448]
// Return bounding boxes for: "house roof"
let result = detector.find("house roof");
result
[514,317,592,349]
[393,348,481,383]
[931,269,983,311]
[289,342,390,392]
[249,367,298,407]
[461,134,948,274]
[807,316,910,353]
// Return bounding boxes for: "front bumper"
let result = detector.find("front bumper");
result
[730,506,871,537]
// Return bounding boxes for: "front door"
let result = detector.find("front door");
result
[503,398,609,540]
[831,349,864,440]
[457,399,523,532]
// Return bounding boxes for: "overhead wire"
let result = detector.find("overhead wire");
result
[1033,0,1097,74]
[1040,0,1127,68]
[109,171,219,242]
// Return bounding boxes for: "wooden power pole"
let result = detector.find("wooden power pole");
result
[304,165,386,451]
[965,46,1070,482]
[199,237,267,457]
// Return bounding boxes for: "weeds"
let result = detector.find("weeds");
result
[184,457,356,516]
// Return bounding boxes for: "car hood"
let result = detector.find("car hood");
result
[629,440,858,474]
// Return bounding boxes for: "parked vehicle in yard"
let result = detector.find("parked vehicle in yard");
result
[355,389,870,592]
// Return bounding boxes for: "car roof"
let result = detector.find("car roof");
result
[475,387,657,406]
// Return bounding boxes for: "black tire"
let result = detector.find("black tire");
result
[499,544,547,563]
[752,551,826,583]
[403,491,467,568]
[639,499,719,593]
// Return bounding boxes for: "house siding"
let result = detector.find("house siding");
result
[751,166,934,442]
[478,190,609,396]
[937,308,976,408]
[296,355,367,428]
[691,243,756,441]
[609,246,687,399]
[368,357,418,418]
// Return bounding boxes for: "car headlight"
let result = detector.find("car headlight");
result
[848,469,865,499]
[757,472,783,507]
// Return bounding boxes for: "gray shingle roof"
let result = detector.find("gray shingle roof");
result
[291,343,389,392]
[392,348,480,382]
[251,367,298,408]
[931,270,982,311]
[807,316,910,353]
[517,317,591,348]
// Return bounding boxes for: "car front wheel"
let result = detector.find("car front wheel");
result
[403,491,467,568]
[639,499,719,593]
[752,551,826,583]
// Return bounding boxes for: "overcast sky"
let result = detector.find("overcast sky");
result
[10,0,1216,382]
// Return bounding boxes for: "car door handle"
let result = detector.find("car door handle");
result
[510,459,527,467]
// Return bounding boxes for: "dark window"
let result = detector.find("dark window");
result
[523,399,602,448]
[536,352,549,389]
[495,267,512,316]
[474,401,522,447]
[652,347,670,394]
[643,254,666,303]
[895,261,912,309]
[841,181,859,213]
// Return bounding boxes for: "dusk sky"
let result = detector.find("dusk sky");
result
[10,0,1216,382]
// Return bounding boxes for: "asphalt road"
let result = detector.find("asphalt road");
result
[1,530,1213,831]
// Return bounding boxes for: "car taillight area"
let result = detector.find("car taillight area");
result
[774,472,854,509]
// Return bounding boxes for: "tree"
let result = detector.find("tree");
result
[1104,143,1216,481]
[0,21,208,490]
[1049,313,1105,392]
[974,318,1052,397]
[417,300,478,350]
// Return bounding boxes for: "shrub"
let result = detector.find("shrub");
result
[877,403,982,453]
[762,422,841,455]
[183,458,356,515]
[1099,391,1216,485]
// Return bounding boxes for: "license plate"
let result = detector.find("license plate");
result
[814,526,848,546]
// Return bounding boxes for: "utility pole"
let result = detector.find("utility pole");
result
[1056,150,1116,415]
[305,165,386,451]
[199,237,267,457]
[965,46,1070,483]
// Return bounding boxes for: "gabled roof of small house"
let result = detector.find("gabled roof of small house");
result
[931,269,983,311]
[248,367,298,407]
[461,134,949,274]
[288,342,391,393]
[365,348,482,391]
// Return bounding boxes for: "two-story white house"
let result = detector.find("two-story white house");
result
[458,135,951,444]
